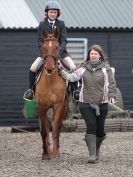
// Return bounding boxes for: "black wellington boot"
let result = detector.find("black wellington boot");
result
[85,134,96,163]
[23,70,36,101]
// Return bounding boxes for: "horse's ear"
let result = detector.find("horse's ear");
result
[43,30,48,39]
[53,28,59,39]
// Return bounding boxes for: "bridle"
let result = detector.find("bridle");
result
[44,54,57,61]
[43,38,59,76]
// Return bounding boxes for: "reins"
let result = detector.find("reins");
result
[44,55,58,76]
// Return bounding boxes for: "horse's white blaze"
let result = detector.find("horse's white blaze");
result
[49,41,52,47]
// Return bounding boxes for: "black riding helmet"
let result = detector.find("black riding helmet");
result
[45,1,61,17]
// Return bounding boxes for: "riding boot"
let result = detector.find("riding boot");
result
[70,81,79,114]
[85,134,96,163]
[96,136,106,160]
[23,70,36,101]
[72,81,79,91]
[72,81,80,101]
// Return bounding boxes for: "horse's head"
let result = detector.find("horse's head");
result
[42,28,59,75]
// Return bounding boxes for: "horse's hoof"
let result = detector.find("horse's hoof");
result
[51,153,60,160]
[42,154,51,160]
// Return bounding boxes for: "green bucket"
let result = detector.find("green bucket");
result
[23,99,38,119]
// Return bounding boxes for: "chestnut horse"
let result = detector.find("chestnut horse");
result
[35,29,69,160]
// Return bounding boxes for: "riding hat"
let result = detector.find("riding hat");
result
[45,1,60,10]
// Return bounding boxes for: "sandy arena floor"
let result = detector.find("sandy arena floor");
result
[0,128,133,177]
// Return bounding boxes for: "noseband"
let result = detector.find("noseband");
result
[44,55,58,76]
[44,54,57,61]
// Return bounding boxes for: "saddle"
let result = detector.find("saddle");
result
[34,64,82,102]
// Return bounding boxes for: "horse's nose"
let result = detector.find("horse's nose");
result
[47,69,53,75]
[46,67,55,75]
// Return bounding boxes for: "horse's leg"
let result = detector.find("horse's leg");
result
[38,107,51,160]
[51,103,65,159]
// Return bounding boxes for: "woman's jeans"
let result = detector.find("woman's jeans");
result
[79,102,108,137]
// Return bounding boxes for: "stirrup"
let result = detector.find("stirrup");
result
[23,89,34,101]
[73,90,80,102]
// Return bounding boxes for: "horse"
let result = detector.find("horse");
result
[35,28,69,160]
